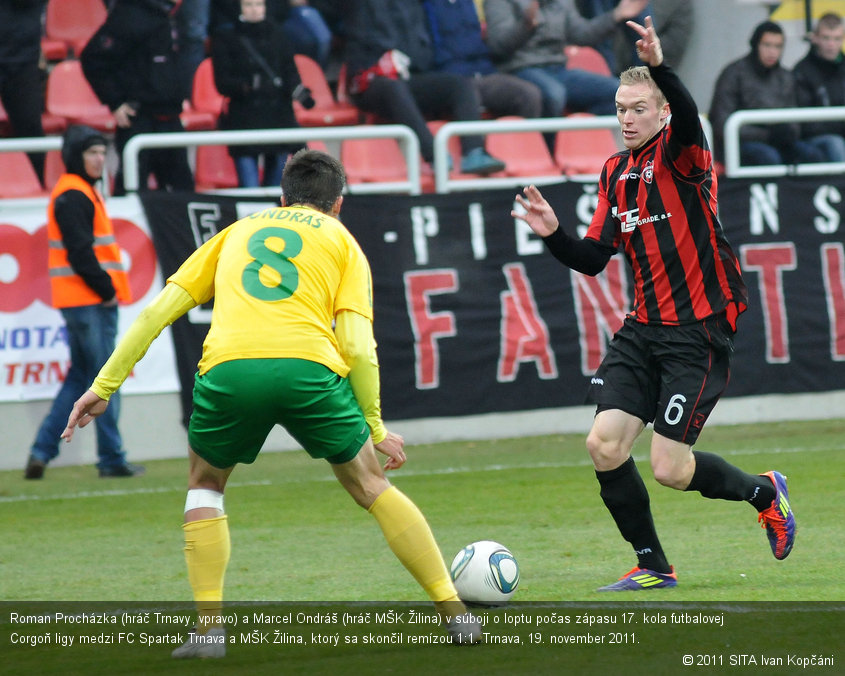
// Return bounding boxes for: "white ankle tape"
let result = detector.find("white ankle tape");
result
[184,489,224,513]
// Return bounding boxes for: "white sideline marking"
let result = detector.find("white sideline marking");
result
[1,444,834,503]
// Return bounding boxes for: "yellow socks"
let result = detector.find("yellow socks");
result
[368,486,459,603]
[182,515,230,633]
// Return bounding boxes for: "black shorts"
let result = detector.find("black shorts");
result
[588,314,735,445]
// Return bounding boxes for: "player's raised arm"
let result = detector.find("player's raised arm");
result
[626,16,663,67]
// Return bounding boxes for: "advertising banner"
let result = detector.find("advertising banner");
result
[138,177,845,423]
[0,195,179,402]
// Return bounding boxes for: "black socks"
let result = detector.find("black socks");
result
[596,457,671,574]
[686,451,775,511]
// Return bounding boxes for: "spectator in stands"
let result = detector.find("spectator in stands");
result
[793,12,845,163]
[423,0,543,120]
[176,0,212,93]
[0,0,46,184]
[211,0,314,187]
[345,0,506,175]
[611,0,692,74]
[211,0,332,67]
[82,0,195,194]
[25,125,142,480]
[285,0,333,68]
[709,20,826,167]
[483,0,649,119]
[575,0,652,75]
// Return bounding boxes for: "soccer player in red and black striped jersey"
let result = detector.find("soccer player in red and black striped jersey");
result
[514,18,796,591]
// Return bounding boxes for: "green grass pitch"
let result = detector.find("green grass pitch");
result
[2,418,843,675]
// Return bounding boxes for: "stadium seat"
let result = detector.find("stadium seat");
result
[0,152,47,198]
[341,138,408,184]
[44,0,108,58]
[555,113,620,176]
[43,150,66,192]
[564,45,612,76]
[180,100,217,132]
[483,117,558,177]
[293,55,360,127]
[190,57,227,122]
[45,60,116,132]
[194,145,239,191]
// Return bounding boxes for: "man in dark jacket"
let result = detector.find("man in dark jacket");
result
[345,0,506,175]
[81,0,195,194]
[25,125,144,480]
[211,0,311,187]
[0,0,46,183]
[793,12,845,163]
[709,20,826,167]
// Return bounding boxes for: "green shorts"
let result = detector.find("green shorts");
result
[188,358,370,469]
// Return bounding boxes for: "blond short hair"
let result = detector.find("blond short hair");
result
[619,66,667,108]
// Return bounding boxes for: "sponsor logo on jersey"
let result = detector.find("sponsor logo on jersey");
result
[642,160,654,184]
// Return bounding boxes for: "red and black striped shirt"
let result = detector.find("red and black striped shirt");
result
[585,65,747,327]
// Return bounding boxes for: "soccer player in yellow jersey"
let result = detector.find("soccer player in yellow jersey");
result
[61,149,482,656]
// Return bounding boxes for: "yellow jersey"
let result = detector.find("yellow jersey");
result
[168,205,373,376]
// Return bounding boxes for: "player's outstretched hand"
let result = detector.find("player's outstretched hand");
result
[375,430,406,470]
[61,389,109,442]
[627,16,663,67]
[513,184,559,237]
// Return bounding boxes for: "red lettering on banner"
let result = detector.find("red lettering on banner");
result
[0,224,51,311]
[0,220,156,312]
[113,218,157,302]
[404,269,458,390]
[740,243,797,363]
[821,243,845,360]
[497,263,557,382]
[571,258,628,374]
[5,361,68,385]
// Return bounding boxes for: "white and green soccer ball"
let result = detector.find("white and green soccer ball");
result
[449,540,520,605]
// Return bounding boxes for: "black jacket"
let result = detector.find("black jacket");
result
[211,17,303,157]
[344,0,434,77]
[54,125,116,302]
[0,0,45,65]
[793,49,845,139]
[81,0,187,116]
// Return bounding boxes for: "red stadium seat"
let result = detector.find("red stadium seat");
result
[564,45,612,76]
[44,150,66,192]
[555,113,620,176]
[0,152,47,198]
[191,58,227,121]
[44,0,108,58]
[293,55,360,127]
[194,145,239,191]
[45,60,116,132]
[483,117,558,177]
[341,138,408,184]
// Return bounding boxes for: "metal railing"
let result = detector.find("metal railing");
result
[432,115,714,193]
[723,106,845,178]
[122,125,421,194]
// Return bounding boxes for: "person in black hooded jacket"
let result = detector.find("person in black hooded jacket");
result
[81,0,195,194]
[211,0,313,187]
[25,125,144,480]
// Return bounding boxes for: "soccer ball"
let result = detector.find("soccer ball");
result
[449,540,520,605]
